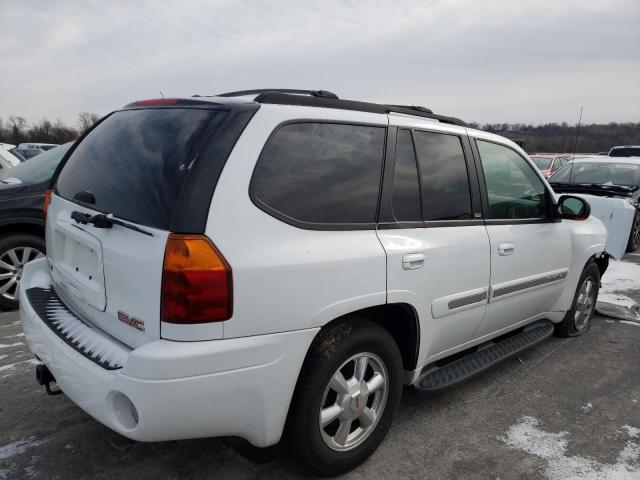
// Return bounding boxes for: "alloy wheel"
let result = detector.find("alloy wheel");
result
[574,277,596,331]
[319,352,388,451]
[0,247,44,301]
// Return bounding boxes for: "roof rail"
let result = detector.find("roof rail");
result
[215,89,339,99]
[253,92,466,127]
[389,105,433,114]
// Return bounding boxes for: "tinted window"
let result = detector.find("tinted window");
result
[392,130,421,221]
[413,131,472,221]
[477,140,548,219]
[251,122,385,225]
[57,108,224,230]
[610,147,640,157]
[531,157,552,170]
[549,161,640,187]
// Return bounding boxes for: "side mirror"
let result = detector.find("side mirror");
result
[557,195,591,220]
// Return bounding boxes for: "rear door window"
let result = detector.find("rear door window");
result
[413,130,473,221]
[56,108,225,230]
[251,122,386,227]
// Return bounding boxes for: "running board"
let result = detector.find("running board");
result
[415,320,554,392]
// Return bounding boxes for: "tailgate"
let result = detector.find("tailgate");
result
[47,195,168,348]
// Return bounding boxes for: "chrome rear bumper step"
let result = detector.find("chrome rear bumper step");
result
[416,320,554,392]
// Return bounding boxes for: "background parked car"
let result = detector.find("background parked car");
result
[12,147,43,159]
[0,142,72,309]
[0,145,23,170]
[529,154,571,178]
[609,145,640,157]
[549,156,640,252]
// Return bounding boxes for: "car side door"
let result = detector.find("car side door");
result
[470,135,572,339]
[376,119,491,366]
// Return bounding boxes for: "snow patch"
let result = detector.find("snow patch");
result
[0,437,45,461]
[0,342,23,349]
[600,261,640,299]
[502,416,640,479]
[0,359,40,372]
[581,403,593,412]
[623,426,640,439]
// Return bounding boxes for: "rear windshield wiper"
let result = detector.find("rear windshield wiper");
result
[71,211,153,237]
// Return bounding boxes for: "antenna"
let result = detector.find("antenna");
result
[568,106,583,184]
[159,91,165,98]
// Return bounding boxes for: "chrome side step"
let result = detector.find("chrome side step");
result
[415,320,554,392]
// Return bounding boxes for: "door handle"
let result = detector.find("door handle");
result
[402,253,426,270]
[498,243,515,256]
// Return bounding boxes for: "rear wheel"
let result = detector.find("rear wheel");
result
[554,260,600,337]
[285,318,402,476]
[0,234,45,310]
[627,213,640,253]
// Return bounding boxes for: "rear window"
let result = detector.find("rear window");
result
[251,122,385,227]
[56,108,224,230]
[609,147,640,157]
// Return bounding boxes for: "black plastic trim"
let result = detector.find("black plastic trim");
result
[255,92,466,126]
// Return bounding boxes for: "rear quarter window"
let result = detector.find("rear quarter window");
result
[250,122,386,228]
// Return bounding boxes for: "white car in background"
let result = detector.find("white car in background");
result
[549,156,640,256]
[0,145,23,170]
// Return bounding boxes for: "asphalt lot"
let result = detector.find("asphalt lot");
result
[1,257,639,479]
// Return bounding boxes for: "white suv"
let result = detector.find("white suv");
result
[20,90,609,475]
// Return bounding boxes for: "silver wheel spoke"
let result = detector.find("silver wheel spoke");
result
[329,371,349,394]
[21,247,32,264]
[35,251,44,259]
[0,277,16,294]
[320,404,342,427]
[0,259,15,272]
[366,372,385,394]
[354,356,368,381]
[7,249,20,266]
[359,407,376,428]
[334,420,352,446]
[0,273,14,280]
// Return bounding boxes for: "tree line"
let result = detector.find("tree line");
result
[467,121,639,153]
[1,114,638,153]
[0,113,100,146]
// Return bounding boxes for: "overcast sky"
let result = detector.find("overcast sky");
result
[1,0,639,127]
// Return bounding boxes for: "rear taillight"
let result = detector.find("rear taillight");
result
[161,234,232,324]
[43,189,52,219]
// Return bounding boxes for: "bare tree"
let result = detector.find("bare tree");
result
[77,112,101,134]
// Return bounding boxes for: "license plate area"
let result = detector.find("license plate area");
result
[50,221,106,311]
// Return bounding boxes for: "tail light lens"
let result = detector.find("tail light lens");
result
[43,189,52,219]
[162,234,232,324]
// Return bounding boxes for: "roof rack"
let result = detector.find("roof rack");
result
[215,89,339,99]
[251,92,466,127]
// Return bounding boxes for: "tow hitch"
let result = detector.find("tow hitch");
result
[35,364,63,396]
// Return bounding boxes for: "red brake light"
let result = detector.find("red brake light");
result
[161,234,232,324]
[135,98,178,106]
[43,189,52,219]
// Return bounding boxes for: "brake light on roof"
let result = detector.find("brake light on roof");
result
[134,98,179,106]
[161,234,232,324]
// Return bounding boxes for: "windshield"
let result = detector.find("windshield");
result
[0,143,72,184]
[531,157,553,170]
[549,162,640,187]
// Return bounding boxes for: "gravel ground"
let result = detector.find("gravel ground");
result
[1,256,639,480]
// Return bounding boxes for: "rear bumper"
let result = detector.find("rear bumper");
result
[20,258,318,447]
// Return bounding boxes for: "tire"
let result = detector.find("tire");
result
[0,233,45,310]
[285,318,403,476]
[554,260,600,338]
[627,212,640,253]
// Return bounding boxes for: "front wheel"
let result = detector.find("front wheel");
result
[554,260,600,337]
[285,318,402,476]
